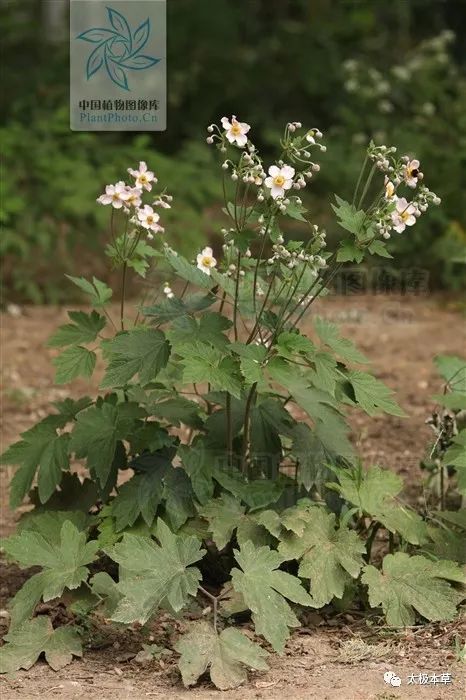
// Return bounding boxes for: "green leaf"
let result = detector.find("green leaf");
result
[362,553,464,626]
[53,346,96,384]
[368,239,393,259]
[336,240,364,263]
[332,465,429,545]
[48,311,106,348]
[231,541,312,652]
[66,275,112,306]
[163,467,197,531]
[151,397,203,429]
[165,250,214,289]
[278,509,365,607]
[290,424,328,492]
[347,370,406,417]
[108,520,204,624]
[444,430,466,494]
[143,291,216,322]
[1,416,70,508]
[70,403,135,486]
[276,331,315,358]
[314,317,368,364]
[426,526,466,564]
[101,328,170,388]
[0,617,82,673]
[2,520,98,602]
[434,355,466,390]
[432,392,466,411]
[176,621,269,690]
[331,197,367,236]
[267,358,355,461]
[111,470,165,531]
[198,494,246,549]
[309,351,341,396]
[178,342,242,398]
[233,344,267,386]
[178,442,215,505]
[89,572,123,617]
[28,472,98,513]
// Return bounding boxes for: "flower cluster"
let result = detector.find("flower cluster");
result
[367,144,440,238]
[206,116,325,213]
[97,161,172,239]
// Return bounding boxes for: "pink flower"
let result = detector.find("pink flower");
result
[128,161,157,191]
[391,197,417,233]
[137,205,163,234]
[97,181,131,209]
[221,116,250,147]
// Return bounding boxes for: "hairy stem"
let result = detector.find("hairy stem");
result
[240,382,257,474]
[198,585,218,632]
[120,262,127,331]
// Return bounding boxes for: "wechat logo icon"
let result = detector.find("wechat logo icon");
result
[383,671,402,687]
[76,6,160,91]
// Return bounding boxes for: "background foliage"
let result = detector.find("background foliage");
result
[2,0,466,302]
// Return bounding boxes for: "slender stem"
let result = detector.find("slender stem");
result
[226,392,233,465]
[388,531,395,554]
[246,268,278,343]
[198,585,218,632]
[232,250,241,341]
[352,153,368,207]
[240,382,257,474]
[290,262,343,330]
[120,262,127,331]
[364,522,381,563]
[358,163,377,210]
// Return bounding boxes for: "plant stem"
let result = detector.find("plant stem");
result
[388,530,395,554]
[352,153,368,206]
[240,382,257,474]
[198,585,218,632]
[120,261,127,331]
[226,392,233,464]
[364,522,381,563]
[358,163,377,210]
[232,250,241,341]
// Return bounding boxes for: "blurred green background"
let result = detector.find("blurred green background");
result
[2,0,465,303]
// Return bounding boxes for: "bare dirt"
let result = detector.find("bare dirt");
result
[1,294,465,699]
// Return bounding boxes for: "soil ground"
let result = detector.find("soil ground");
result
[1,294,465,699]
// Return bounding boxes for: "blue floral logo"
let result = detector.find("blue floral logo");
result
[76,6,160,91]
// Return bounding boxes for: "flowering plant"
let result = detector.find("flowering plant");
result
[1,118,463,689]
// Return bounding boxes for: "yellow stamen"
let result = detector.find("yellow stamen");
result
[273,175,285,187]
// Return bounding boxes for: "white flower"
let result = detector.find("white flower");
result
[404,159,420,188]
[127,161,157,191]
[221,116,250,147]
[391,198,417,233]
[124,186,143,208]
[196,246,217,275]
[264,165,295,199]
[384,177,396,200]
[163,284,174,299]
[153,198,171,209]
[137,205,163,233]
[97,181,131,209]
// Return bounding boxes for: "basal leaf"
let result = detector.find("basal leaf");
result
[198,494,246,549]
[278,509,365,607]
[332,465,429,545]
[362,552,464,627]
[176,621,269,690]
[231,541,312,652]
[0,617,82,674]
[2,520,98,603]
[108,520,204,624]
